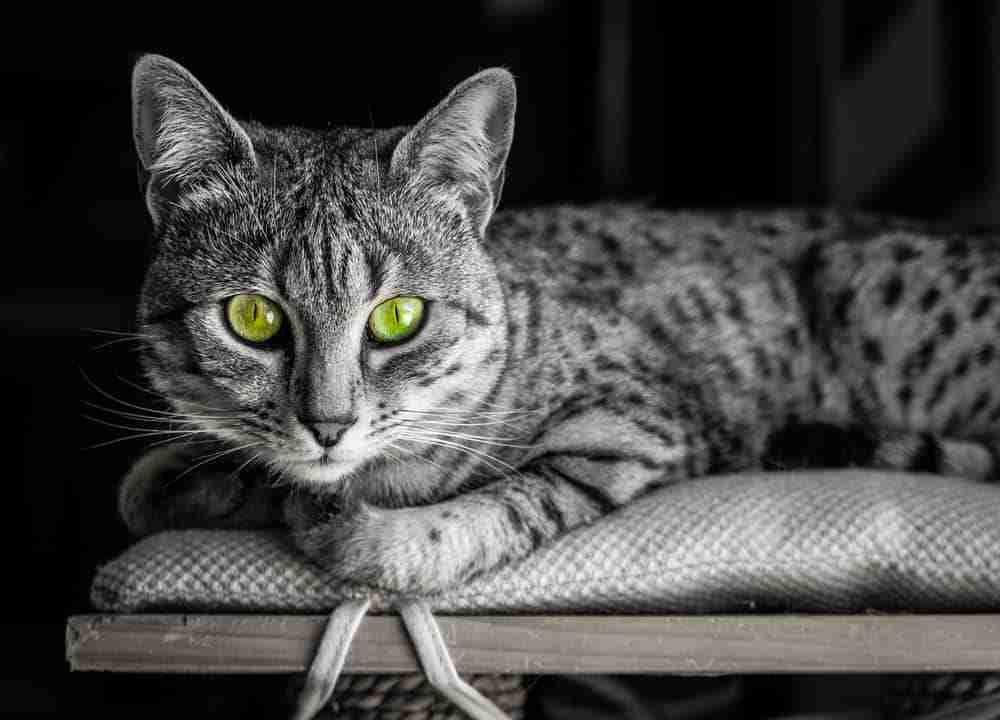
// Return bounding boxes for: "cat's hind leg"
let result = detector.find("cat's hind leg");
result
[119,444,283,536]
[763,422,999,482]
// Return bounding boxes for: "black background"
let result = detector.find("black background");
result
[4,2,997,716]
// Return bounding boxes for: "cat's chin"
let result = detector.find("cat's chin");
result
[284,455,366,491]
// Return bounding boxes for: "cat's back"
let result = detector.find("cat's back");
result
[483,205,847,301]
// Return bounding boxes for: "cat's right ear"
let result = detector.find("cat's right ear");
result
[131,54,255,226]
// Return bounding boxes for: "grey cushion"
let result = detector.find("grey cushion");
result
[91,471,1000,614]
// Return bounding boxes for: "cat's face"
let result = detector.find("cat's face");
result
[131,56,515,497]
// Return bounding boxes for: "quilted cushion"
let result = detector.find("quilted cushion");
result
[91,471,1000,614]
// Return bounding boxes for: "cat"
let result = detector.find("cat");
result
[117,54,1000,595]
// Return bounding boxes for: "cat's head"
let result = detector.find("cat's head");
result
[130,55,515,498]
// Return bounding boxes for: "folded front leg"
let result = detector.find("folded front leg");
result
[287,451,693,595]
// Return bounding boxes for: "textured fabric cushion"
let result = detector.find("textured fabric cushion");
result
[91,471,1000,614]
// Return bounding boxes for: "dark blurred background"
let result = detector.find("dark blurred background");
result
[4,1,999,716]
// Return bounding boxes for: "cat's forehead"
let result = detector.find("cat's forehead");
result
[248,123,402,208]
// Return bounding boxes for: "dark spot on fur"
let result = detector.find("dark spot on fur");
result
[973,296,994,320]
[978,344,996,366]
[920,287,941,312]
[925,375,950,412]
[809,378,824,408]
[599,232,621,255]
[954,354,971,378]
[938,311,957,338]
[893,243,920,263]
[428,528,441,543]
[833,289,854,327]
[945,238,970,259]
[904,338,937,379]
[897,384,913,409]
[779,358,793,382]
[971,391,992,417]
[883,274,904,308]
[951,265,972,289]
[723,289,747,324]
[862,337,884,365]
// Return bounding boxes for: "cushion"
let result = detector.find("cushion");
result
[91,470,1000,614]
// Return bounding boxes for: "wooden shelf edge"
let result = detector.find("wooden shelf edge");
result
[66,613,1000,675]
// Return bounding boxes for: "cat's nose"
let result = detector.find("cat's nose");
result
[300,416,355,448]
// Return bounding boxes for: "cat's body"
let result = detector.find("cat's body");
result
[119,56,1000,594]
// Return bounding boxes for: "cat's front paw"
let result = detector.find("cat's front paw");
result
[285,494,461,595]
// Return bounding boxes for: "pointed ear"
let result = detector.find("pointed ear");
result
[390,68,516,235]
[131,54,255,225]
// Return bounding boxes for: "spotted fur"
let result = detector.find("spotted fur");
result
[119,55,1000,594]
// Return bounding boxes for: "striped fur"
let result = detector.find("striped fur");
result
[120,57,1000,594]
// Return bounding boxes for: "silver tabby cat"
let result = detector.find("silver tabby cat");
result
[120,55,1000,594]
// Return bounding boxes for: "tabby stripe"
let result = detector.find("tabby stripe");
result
[538,463,617,514]
[443,300,491,328]
[365,246,389,300]
[439,283,514,485]
[322,231,336,297]
[534,449,663,471]
[378,336,454,378]
[338,242,352,291]
[523,281,543,358]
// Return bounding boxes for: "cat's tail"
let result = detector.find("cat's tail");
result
[763,422,1000,483]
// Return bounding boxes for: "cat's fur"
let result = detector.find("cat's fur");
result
[119,55,1000,594]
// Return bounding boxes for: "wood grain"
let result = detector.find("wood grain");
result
[66,614,1000,675]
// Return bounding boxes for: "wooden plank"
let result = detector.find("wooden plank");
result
[67,614,1000,676]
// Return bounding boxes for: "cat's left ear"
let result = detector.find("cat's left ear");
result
[390,68,516,236]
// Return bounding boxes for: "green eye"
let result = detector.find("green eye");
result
[368,296,425,344]
[226,293,284,344]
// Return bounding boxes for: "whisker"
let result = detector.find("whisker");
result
[82,415,237,436]
[86,429,212,450]
[175,441,266,481]
[83,328,154,339]
[82,400,243,424]
[397,408,537,418]
[88,336,150,351]
[395,417,530,428]
[382,440,452,475]
[396,433,522,477]
[226,450,266,482]
[82,370,238,416]
[402,426,535,448]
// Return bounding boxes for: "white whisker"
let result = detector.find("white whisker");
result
[396,433,521,477]
[402,426,535,448]
[175,441,266,481]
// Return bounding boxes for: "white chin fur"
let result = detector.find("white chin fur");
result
[287,457,364,490]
